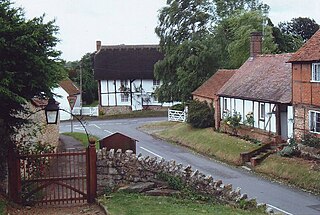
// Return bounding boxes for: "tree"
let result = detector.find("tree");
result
[66,53,97,105]
[0,0,66,179]
[268,19,304,53]
[279,17,319,42]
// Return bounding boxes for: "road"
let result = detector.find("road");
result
[60,117,320,215]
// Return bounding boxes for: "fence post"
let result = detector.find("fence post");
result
[86,139,97,203]
[7,144,21,203]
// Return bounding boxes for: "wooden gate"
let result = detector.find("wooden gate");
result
[7,141,97,205]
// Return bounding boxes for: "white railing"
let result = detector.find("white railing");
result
[72,107,99,116]
[168,109,187,122]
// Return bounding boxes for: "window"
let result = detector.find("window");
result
[121,80,128,86]
[120,93,129,102]
[312,63,320,82]
[309,110,320,133]
[259,103,265,120]
[223,98,228,111]
[153,79,160,86]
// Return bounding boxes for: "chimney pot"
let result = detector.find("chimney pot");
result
[96,41,101,51]
[250,32,262,58]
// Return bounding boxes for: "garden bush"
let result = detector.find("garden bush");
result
[302,133,320,149]
[187,100,214,128]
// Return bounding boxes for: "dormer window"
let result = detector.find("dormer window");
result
[311,63,320,82]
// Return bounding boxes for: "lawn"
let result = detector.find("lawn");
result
[100,192,266,215]
[99,109,167,120]
[140,121,320,194]
[255,155,320,194]
[140,122,259,165]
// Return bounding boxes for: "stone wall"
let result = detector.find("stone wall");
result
[96,149,260,208]
[99,106,132,115]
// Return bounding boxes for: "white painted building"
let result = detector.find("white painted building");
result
[94,43,173,113]
[52,79,81,120]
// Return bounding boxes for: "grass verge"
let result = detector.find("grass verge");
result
[63,132,100,149]
[99,110,167,120]
[100,192,266,215]
[140,122,259,165]
[255,155,320,194]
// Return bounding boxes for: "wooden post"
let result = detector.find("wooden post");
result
[7,144,21,203]
[86,139,97,203]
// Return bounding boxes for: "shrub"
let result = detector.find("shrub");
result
[302,133,320,149]
[223,110,241,135]
[157,172,185,190]
[278,138,299,157]
[170,103,185,111]
[187,100,214,128]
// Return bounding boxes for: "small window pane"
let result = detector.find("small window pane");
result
[260,103,265,120]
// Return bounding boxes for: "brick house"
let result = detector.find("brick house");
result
[288,30,320,139]
[216,33,294,143]
[94,42,174,115]
[192,69,236,129]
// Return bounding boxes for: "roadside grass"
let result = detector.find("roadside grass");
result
[0,196,6,215]
[98,109,167,120]
[255,155,320,194]
[140,122,259,165]
[63,132,100,149]
[100,192,266,215]
[140,122,320,193]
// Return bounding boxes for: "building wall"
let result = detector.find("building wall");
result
[99,79,173,110]
[219,97,293,140]
[292,62,320,138]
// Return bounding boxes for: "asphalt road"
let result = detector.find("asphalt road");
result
[60,117,320,215]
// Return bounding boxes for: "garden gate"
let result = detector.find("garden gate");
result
[7,141,97,205]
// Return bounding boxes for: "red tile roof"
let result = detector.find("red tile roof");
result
[59,79,80,96]
[218,53,293,104]
[192,69,236,99]
[288,30,320,62]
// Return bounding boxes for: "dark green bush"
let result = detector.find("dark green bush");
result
[302,133,320,149]
[170,103,185,111]
[187,100,214,128]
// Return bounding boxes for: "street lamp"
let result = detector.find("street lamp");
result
[45,98,59,124]
[44,97,90,143]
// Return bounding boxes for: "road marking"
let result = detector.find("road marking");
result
[267,204,293,215]
[140,147,163,159]
[91,124,101,129]
[104,129,113,134]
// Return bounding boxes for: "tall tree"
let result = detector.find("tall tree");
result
[279,17,319,42]
[67,53,97,105]
[155,0,217,102]
[0,0,65,179]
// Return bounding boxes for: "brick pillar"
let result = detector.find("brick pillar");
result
[215,96,221,130]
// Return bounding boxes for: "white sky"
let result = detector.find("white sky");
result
[13,0,320,61]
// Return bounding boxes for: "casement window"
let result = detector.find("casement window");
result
[309,110,320,133]
[312,63,320,82]
[223,98,228,111]
[259,103,265,120]
[153,79,160,86]
[121,80,128,86]
[120,93,129,102]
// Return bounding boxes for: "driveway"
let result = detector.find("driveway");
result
[60,117,320,215]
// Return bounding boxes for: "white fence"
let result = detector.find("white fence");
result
[72,107,99,117]
[168,109,187,122]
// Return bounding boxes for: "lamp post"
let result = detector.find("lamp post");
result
[44,97,90,143]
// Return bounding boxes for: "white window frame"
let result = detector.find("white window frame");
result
[309,110,320,133]
[120,93,129,102]
[311,63,320,82]
[259,103,265,120]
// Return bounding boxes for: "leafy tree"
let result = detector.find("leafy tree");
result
[268,19,303,53]
[279,17,319,42]
[66,53,97,105]
[214,10,276,68]
[0,0,65,179]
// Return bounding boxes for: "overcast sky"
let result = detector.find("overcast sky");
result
[13,0,320,61]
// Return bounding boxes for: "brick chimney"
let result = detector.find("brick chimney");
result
[96,41,101,51]
[250,32,262,58]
